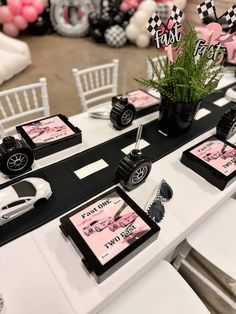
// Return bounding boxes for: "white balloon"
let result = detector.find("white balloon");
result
[136,34,150,48]
[129,17,134,24]
[139,26,152,37]
[173,0,187,10]
[133,11,150,28]
[126,24,139,41]
[166,1,174,9]
[139,0,157,14]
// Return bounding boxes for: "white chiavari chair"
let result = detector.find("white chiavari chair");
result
[72,59,119,112]
[146,55,167,98]
[0,78,50,138]
[147,55,167,80]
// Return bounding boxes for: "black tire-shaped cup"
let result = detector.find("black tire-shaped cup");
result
[216,106,236,140]
[110,97,135,130]
[116,149,152,191]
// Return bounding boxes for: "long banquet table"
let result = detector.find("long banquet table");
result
[1,75,236,314]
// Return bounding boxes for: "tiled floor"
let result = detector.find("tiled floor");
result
[1,34,235,314]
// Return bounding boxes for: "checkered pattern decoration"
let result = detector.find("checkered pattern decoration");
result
[105,25,127,48]
[170,5,184,25]
[146,12,163,37]
[197,0,215,20]
[156,3,169,21]
[224,5,236,28]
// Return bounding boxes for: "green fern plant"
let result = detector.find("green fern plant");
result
[136,24,223,103]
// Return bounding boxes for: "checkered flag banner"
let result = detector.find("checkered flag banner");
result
[170,5,184,25]
[197,0,215,20]
[146,12,163,37]
[224,5,236,28]
[156,3,169,21]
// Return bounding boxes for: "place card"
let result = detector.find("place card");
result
[121,140,150,154]
[74,159,109,179]
[214,97,229,107]
[194,108,211,120]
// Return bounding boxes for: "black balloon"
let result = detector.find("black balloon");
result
[99,14,113,30]
[28,17,48,36]
[88,12,100,27]
[90,28,105,43]
[124,8,136,21]
[89,0,125,43]
[28,8,52,36]
[113,12,125,26]
[122,20,129,29]
[109,8,119,18]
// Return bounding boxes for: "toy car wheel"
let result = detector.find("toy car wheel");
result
[216,106,236,139]
[121,109,134,125]
[2,148,34,176]
[110,103,135,130]
[109,224,118,232]
[6,152,29,172]
[131,165,149,185]
[50,0,91,37]
[34,198,47,208]
[0,137,35,176]
[95,227,101,232]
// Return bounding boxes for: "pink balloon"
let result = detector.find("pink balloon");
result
[32,0,45,14]
[22,5,38,22]
[3,22,19,37]
[8,0,23,16]
[22,0,33,5]
[120,2,129,12]
[13,15,28,30]
[0,6,13,24]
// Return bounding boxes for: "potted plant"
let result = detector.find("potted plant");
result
[136,24,223,136]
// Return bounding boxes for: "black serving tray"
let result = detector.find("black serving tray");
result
[16,114,82,159]
[181,136,236,190]
[60,187,160,283]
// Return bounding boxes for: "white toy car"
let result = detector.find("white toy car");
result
[0,177,52,226]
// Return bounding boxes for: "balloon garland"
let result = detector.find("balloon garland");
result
[28,6,52,36]
[0,0,46,37]
[89,0,135,47]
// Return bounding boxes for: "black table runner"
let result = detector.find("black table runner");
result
[0,83,235,246]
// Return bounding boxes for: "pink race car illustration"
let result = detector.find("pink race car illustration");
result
[28,124,67,137]
[108,212,138,232]
[203,149,236,162]
[83,217,113,236]
[221,149,236,159]
[203,152,221,162]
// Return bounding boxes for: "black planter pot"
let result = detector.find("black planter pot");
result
[159,96,200,136]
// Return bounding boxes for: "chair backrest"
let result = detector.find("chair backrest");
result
[73,59,119,112]
[147,55,167,80]
[0,78,50,138]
